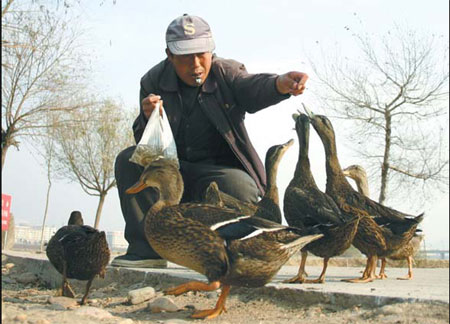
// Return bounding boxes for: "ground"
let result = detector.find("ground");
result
[1,257,449,324]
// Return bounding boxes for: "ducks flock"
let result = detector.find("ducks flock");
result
[46,105,424,319]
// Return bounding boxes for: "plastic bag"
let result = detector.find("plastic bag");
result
[129,103,179,167]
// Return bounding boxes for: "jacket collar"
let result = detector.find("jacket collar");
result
[159,58,217,94]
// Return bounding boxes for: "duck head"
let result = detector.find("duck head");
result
[68,211,83,226]
[342,164,370,197]
[292,111,310,154]
[303,104,337,154]
[264,138,294,173]
[126,158,184,205]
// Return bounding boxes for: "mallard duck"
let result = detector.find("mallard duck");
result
[46,211,110,305]
[203,139,294,223]
[305,107,423,283]
[283,112,360,284]
[343,164,424,280]
[126,158,323,319]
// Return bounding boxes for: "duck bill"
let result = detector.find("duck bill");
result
[284,139,294,150]
[302,103,315,119]
[125,181,148,194]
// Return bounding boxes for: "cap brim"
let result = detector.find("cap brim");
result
[167,37,215,55]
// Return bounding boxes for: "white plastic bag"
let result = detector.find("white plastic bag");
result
[129,103,179,167]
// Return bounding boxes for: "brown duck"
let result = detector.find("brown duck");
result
[126,158,323,319]
[306,107,423,283]
[46,211,110,304]
[203,140,294,223]
[283,112,360,284]
[343,164,424,280]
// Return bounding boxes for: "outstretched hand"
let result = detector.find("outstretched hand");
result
[142,94,164,118]
[276,71,308,96]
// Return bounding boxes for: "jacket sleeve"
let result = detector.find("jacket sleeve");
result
[219,59,290,113]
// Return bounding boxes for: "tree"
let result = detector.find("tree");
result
[309,25,449,207]
[1,0,90,172]
[52,98,135,228]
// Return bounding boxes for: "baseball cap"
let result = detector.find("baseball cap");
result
[166,14,215,55]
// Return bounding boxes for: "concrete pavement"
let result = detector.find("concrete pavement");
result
[2,250,448,308]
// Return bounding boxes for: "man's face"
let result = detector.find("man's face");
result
[166,50,212,87]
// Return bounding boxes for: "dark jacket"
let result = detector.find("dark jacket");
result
[133,55,290,195]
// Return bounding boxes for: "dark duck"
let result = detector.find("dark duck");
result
[305,107,423,283]
[46,211,110,304]
[203,139,294,224]
[283,111,360,284]
[343,164,424,280]
[126,158,323,319]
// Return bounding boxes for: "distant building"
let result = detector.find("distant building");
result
[13,225,128,251]
[106,231,128,251]
[14,225,58,245]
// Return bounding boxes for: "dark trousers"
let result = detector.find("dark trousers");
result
[115,146,260,259]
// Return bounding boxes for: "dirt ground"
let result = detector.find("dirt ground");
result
[2,257,449,324]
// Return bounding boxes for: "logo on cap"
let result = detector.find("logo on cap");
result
[183,23,195,36]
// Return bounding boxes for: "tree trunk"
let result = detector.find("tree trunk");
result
[379,111,392,204]
[1,144,8,173]
[94,192,106,229]
[39,178,52,251]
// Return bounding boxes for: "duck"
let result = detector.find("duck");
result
[343,164,424,280]
[126,158,323,319]
[203,139,294,224]
[305,106,423,283]
[46,211,110,305]
[282,112,360,284]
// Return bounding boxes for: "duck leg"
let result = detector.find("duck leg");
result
[304,257,329,284]
[397,256,414,280]
[377,258,388,279]
[283,250,308,283]
[80,278,94,305]
[191,285,230,319]
[60,261,75,298]
[164,280,221,296]
[342,255,377,283]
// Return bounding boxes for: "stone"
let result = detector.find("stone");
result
[127,286,156,305]
[35,320,51,324]
[118,319,134,324]
[148,297,179,313]
[5,263,15,269]
[48,296,79,309]
[72,306,114,319]
[162,320,191,324]
[15,272,37,284]
[13,314,27,322]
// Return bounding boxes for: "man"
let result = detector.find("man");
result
[111,14,308,268]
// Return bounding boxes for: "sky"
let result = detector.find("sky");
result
[2,0,449,250]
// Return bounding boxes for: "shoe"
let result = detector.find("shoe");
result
[110,254,168,268]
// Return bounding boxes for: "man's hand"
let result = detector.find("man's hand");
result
[276,71,308,96]
[142,94,163,118]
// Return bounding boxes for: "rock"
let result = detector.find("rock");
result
[162,320,191,324]
[127,286,156,305]
[5,263,15,270]
[15,272,37,284]
[148,297,179,313]
[2,276,16,284]
[205,291,219,299]
[72,306,114,319]
[48,296,79,309]
[35,320,51,324]
[118,319,134,324]
[13,314,27,322]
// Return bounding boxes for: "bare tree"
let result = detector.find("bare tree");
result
[310,25,449,207]
[1,0,90,172]
[52,98,135,229]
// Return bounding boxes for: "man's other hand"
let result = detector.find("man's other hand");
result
[276,71,308,96]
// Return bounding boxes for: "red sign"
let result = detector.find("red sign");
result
[2,194,12,231]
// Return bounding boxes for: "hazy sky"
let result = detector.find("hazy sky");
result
[2,0,449,249]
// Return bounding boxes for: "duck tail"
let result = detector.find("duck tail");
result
[281,232,323,250]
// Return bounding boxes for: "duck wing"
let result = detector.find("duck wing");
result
[284,187,344,228]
